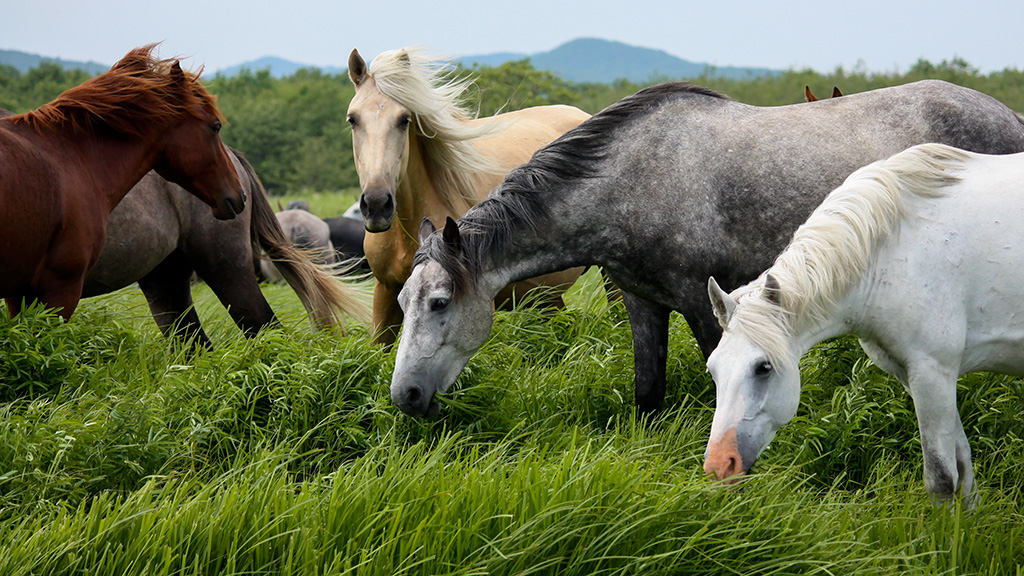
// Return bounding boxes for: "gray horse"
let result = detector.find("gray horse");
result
[259,208,337,283]
[81,148,369,346]
[390,80,1024,417]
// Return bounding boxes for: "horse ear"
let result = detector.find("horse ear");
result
[708,277,737,328]
[419,218,436,244]
[169,60,185,83]
[762,273,783,305]
[397,50,411,66]
[442,217,462,253]
[804,86,818,102]
[832,86,843,98]
[348,49,368,86]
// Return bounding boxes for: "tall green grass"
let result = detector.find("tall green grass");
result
[0,270,1020,575]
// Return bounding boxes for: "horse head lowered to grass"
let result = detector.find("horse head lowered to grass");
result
[390,80,1024,418]
[346,47,591,345]
[705,143,1024,503]
[0,44,243,319]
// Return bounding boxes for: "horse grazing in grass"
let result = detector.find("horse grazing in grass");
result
[81,147,369,345]
[346,47,591,344]
[389,80,1024,417]
[705,143,1024,503]
[0,45,244,320]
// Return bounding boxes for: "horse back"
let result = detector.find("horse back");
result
[471,105,591,171]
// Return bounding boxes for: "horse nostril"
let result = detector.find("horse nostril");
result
[405,386,422,405]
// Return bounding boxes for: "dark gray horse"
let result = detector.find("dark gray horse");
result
[390,80,1024,417]
[81,148,370,346]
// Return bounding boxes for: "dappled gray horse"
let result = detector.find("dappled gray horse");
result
[391,80,1024,417]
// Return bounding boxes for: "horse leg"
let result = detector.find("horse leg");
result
[191,253,277,339]
[372,280,404,346]
[137,251,212,348]
[621,292,670,414]
[906,360,975,505]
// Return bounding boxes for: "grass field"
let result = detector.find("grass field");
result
[0,213,1021,574]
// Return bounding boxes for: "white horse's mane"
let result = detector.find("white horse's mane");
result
[369,47,502,213]
[730,143,970,368]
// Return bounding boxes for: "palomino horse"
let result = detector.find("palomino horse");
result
[346,47,591,344]
[389,80,1024,417]
[81,147,369,345]
[0,45,244,320]
[705,144,1024,503]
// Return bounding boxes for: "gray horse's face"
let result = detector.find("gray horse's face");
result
[704,277,801,482]
[391,259,494,416]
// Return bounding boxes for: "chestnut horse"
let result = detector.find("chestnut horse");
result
[347,47,591,344]
[0,45,244,319]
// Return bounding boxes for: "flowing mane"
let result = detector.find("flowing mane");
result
[12,44,219,136]
[368,47,503,213]
[416,82,732,296]
[729,143,971,368]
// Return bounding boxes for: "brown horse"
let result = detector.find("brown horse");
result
[347,47,591,344]
[0,44,244,319]
[804,86,844,102]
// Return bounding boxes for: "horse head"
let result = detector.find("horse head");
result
[391,218,494,416]
[347,48,412,232]
[152,60,244,220]
[703,276,802,483]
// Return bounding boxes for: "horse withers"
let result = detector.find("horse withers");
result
[390,80,1024,418]
[346,47,591,345]
[0,44,243,319]
[705,144,1024,503]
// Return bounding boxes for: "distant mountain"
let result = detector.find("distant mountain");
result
[0,49,108,75]
[460,38,779,82]
[217,56,346,78]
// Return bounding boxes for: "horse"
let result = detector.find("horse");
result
[0,45,244,321]
[258,208,336,283]
[81,147,370,345]
[346,47,591,344]
[388,80,1024,417]
[804,86,843,102]
[282,200,369,273]
[704,143,1024,503]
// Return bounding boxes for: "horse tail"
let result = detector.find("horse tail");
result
[234,149,372,330]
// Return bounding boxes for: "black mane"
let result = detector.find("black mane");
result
[416,82,731,295]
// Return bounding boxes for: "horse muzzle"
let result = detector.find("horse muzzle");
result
[391,380,440,417]
[360,187,395,232]
[704,428,747,483]
[212,191,246,220]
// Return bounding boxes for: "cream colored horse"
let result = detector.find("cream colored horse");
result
[347,47,591,344]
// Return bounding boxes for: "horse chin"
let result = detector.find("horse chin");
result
[363,217,393,233]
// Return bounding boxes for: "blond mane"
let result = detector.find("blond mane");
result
[368,47,502,213]
[730,143,970,368]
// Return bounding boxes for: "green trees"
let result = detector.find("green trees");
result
[2,57,1023,195]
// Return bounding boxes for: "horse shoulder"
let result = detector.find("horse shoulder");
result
[469,105,590,168]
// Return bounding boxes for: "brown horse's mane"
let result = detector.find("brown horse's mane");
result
[12,44,221,137]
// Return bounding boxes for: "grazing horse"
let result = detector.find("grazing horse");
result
[81,147,369,345]
[346,47,591,344]
[258,208,336,283]
[0,45,244,320]
[389,80,1024,417]
[705,143,1024,503]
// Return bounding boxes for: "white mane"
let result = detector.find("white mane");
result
[369,47,502,212]
[730,143,970,368]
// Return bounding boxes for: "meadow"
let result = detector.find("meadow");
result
[0,191,1019,575]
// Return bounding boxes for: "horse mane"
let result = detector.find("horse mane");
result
[416,82,731,297]
[729,143,970,369]
[12,44,220,137]
[369,46,503,214]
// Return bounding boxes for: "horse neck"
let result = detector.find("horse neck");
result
[468,180,608,297]
[40,122,166,213]
[397,130,477,223]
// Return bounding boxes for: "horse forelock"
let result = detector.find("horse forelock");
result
[730,143,970,368]
[368,46,501,212]
[15,44,219,137]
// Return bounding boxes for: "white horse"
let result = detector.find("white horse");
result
[705,143,1024,503]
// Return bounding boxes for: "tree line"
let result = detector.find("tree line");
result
[2,56,1023,195]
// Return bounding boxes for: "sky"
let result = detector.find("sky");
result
[3,0,1022,77]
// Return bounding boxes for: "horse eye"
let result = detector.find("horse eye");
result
[429,297,449,312]
[754,361,773,377]
[398,115,411,130]
[346,115,358,127]
[211,121,222,134]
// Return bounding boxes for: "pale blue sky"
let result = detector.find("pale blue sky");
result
[3,0,1021,76]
